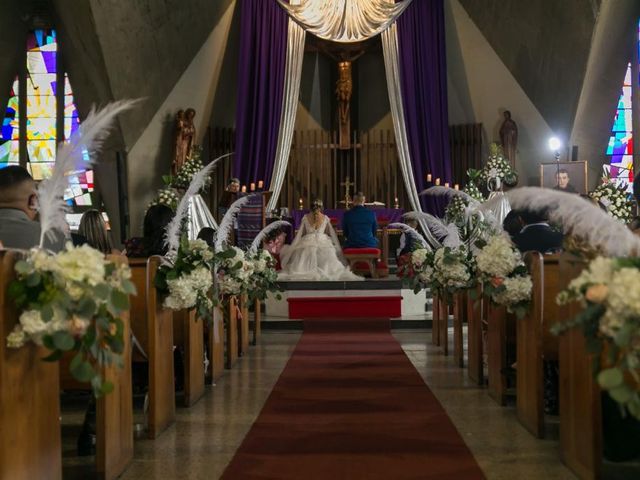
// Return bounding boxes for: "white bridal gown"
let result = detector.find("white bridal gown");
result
[278,214,363,281]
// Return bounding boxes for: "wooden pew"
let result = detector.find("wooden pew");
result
[453,291,467,368]
[239,293,250,356]
[517,252,561,438]
[0,250,62,480]
[58,254,134,480]
[128,257,175,439]
[466,286,484,385]
[206,308,225,383]
[225,297,239,369]
[431,292,440,346]
[252,299,262,346]
[487,303,515,406]
[438,297,449,356]
[173,309,205,407]
[558,254,602,480]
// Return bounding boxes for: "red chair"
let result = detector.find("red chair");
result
[343,247,382,278]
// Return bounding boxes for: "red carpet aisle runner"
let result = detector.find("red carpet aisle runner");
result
[222,318,485,480]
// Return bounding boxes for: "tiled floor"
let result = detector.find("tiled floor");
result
[63,328,596,479]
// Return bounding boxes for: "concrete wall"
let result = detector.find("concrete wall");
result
[570,0,640,185]
[445,0,555,186]
[126,2,236,235]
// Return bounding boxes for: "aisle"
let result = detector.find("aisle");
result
[222,318,485,479]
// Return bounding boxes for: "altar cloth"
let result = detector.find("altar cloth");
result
[291,208,404,230]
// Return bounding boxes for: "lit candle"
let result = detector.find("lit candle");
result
[454,184,460,190]
[435,178,441,186]
[444,182,450,188]
[298,197,303,209]
[241,185,247,193]
[258,180,264,189]
[394,197,398,203]
[427,173,432,182]
[250,182,256,191]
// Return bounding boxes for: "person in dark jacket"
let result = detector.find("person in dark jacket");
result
[342,192,378,248]
[513,209,563,254]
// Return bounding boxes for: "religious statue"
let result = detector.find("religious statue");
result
[336,61,353,149]
[499,110,518,167]
[172,107,197,175]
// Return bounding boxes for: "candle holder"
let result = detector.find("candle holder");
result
[393,197,400,209]
[298,198,304,210]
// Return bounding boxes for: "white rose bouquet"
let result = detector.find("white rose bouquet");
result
[245,249,281,302]
[214,246,254,298]
[6,244,135,397]
[553,256,640,419]
[474,234,532,317]
[480,143,517,186]
[590,181,633,223]
[172,145,210,190]
[148,186,180,211]
[432,246,474,301]
[155,238,214,319]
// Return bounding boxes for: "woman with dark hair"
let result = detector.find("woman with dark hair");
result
[125,204,174,257]
[78,209,113,254]
[278,198,361,281]
[197,227,216,247]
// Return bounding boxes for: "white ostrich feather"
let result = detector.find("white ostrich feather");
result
[248,220,291,254]
[214,194,254,252]
[403,211,450,242]
[38,100,138,247]
[164,152,234,259]
[419,185,480,207]
[443,223,463,249]
[501,187,640,257]
[389,222,430,249]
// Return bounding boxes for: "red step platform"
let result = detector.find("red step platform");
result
[288,295,402,319]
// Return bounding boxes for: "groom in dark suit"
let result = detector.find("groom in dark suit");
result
[342,192,378,248]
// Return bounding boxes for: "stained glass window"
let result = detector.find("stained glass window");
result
[605,20,639,192]
[0,28,92,207]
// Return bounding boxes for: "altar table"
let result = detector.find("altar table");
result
[291,208,404,230]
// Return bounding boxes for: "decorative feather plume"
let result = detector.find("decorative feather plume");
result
[388,222,429,249]
[38,100,139,247]
[214,194,254,252]
[443,223,463,248]
[248,220,291,254]
[164,152,234,259]
[500,187,640,256]
[403,211,449,242]
[419,185,479,207]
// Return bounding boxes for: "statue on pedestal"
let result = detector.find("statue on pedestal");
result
[499,110,518,167]
[172,108,197,175]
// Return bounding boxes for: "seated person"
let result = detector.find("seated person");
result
[513,209,563,254]
[124,204,174,257]
[342,192,378,248]
[78,209,114,254]
[502,209,524,242]
[0,166,64,251]
[218,177,240,218]
[197,227,215,247]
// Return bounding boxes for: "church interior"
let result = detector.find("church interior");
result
[1,0,640,479]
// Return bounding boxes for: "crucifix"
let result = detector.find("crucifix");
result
[340,176,355,208]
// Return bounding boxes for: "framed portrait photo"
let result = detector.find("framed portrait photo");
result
[539,161,588,194]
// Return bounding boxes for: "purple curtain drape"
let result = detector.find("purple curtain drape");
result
[233,0,288,186]
[397,0,452,212]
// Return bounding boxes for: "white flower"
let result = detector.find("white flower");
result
[19,310,48,336]
[30,249,55,271]
[411,249,429,267]
[6,326,26,348]
[54,244,105,286]
[475,235,520,278]
[164,267,212,310]
[602,267,640,336]
[493,275,532,306]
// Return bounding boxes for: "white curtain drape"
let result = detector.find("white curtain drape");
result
[381,23,438,246]
[277,0,412,43]
[268,10,306,212]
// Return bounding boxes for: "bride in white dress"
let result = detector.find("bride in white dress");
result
[278,199,362,281]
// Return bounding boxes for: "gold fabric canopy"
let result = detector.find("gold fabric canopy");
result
[277,0,413,43]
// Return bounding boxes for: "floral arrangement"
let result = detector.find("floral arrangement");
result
[155,238,214,320]
[463,168,485,202]
[401,247,435,293]
[474,234,532,318]
[214,246,255,300]
[589,181,633,223]
[554,257,640,419]
[245,249,281,303]
[148,186,180,211]
[432,246,474,300]
[480,143,518,186]
[6,244,135,397]
[172,145,209,190]
[444,196,468,226]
